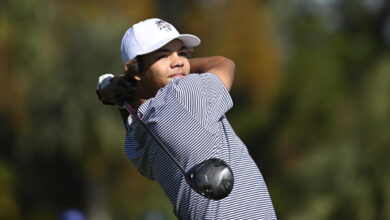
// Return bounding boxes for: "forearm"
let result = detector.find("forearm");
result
[97,74,132,131]
[189,56,235,91]
[189,56,231,73]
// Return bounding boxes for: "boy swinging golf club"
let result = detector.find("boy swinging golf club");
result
[96,18,276,219]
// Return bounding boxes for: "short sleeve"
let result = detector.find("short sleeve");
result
[167,73,233,129]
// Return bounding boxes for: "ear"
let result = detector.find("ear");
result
[125,61,142,81]
[134,75,142,81]
[124,61,131,72]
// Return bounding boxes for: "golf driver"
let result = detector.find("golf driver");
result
[120,99,234,200]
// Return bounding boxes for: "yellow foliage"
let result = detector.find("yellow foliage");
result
[182,0,281,106]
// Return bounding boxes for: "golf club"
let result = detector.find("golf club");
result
[120,99,234,200]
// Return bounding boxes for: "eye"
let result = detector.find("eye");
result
[179,51,191,58]
[156,54,168,60]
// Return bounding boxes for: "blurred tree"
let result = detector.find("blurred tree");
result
[263,0,390,219]
[1,0,174,219]
[180,0,282,107]
[1,0,389,219]
[0,162,20,220]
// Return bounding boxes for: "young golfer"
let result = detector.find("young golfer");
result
[96,18,276,219]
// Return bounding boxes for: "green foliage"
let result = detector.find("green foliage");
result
[253,1,390,219]
[0,0,389,219]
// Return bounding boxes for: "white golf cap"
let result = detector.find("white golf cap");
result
[121,18,201,65]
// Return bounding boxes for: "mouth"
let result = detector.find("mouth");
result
[170,73,185,79]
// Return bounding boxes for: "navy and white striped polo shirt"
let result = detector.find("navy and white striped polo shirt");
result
[125,73,276,219]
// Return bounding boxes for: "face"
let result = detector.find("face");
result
[134,39,192,97]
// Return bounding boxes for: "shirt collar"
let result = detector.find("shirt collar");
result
[137,98,153,118]
[126,98,154,128]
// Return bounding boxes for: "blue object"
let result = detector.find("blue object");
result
[60,209,86,220]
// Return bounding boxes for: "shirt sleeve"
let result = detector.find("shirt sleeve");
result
[124,126,155,180]
[167,73,233,130]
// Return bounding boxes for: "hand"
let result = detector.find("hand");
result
[96,73,126,106]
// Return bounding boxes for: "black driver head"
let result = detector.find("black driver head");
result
[185,158,234,200]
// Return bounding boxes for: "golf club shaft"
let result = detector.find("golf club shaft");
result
[121,100,187,176]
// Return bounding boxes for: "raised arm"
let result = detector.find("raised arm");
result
[96,74,130,130]
[189,56,235,91]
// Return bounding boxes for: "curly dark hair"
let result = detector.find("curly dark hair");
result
[117,55,145,99]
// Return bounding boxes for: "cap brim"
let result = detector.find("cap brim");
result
[177,34,201,48]
[138,34,201,56]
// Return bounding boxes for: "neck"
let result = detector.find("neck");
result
[128,82,159,110]
[128,87,155,110]
[129,98,148,110]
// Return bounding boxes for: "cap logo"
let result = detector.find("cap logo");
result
[155,19,172,32]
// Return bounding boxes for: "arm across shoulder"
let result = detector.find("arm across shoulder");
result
[189,56,235,91]
[168,73,233,126]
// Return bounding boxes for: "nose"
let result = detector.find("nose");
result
[170,52,184,69]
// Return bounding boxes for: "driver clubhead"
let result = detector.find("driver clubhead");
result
[185,158,234,200]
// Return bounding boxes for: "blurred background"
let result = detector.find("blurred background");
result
[1,0,389,219]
